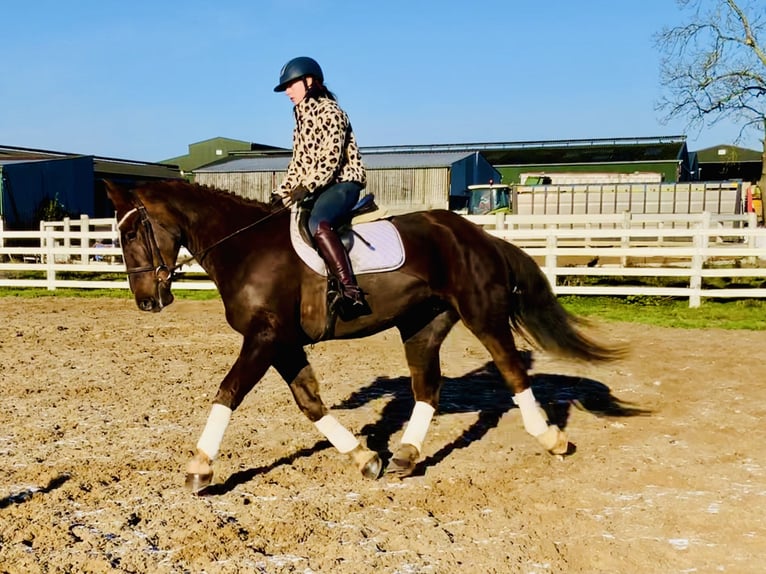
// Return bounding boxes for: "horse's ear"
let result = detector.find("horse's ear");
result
[103,179,132,210]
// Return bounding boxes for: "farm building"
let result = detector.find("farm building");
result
[371,136,693,185]
[161,136,286,174]
[194,150,500,213]
[191,135,702,214]
[694,144,764,183]
[0,145,181,229]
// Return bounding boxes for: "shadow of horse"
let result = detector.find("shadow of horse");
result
[0,473,71,509]
[206,356,647,493]
[337,358,648,477]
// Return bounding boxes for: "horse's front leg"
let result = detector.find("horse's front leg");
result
[185,329,276,493]
[273,345,382,480]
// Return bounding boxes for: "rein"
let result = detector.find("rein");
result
[190,204,289,266]
[119,198,290,283]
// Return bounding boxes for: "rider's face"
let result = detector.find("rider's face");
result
[285,76,313,104]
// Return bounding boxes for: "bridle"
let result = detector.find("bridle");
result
[117,203,174,286]
[117,197,289,286]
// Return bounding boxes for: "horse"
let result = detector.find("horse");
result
[105,179,623,493]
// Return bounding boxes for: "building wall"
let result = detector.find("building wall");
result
[196,171,278,201]
[164,138,253,173]
[366,168,450,212]
[195,167,452,213]
[1,157,94,228]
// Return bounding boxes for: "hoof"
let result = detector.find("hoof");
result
[386,444,419,478]
[537,425,570,455]
[186,451,213,493]
[349,445,383,480]
[185,471,213,494]
[361,453,383,480]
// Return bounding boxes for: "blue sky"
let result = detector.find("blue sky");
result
[1,1,762,162]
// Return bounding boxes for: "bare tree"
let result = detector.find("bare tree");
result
[656,0,765,207]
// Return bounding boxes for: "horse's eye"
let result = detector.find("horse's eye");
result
[124,231,138,242]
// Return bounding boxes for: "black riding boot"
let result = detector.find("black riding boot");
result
[314,221,372,321]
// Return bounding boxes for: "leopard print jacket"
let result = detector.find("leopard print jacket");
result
[278,96,366,196]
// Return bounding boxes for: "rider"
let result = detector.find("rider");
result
[274,56,371,321]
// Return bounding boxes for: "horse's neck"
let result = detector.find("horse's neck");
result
[166,192,271,269]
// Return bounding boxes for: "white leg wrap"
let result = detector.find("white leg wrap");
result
[401,401,435,454]
[196,403,232,461]
[314,415,360,454]
[514,388,549,437]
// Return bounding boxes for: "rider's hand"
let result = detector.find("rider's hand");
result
[290,185,311,204]
[269,192,285,207]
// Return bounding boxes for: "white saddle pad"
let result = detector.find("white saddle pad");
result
[290,210,405,276]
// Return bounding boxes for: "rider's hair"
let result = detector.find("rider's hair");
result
[305,79,337,102]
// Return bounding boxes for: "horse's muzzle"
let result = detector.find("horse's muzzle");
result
[137,293,174,312]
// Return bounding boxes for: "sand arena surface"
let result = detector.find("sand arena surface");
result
[1,297,764,573]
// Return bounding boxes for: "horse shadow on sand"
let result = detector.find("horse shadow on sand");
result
[206,352,647,494]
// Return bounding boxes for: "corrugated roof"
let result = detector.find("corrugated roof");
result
[0,145,181,179]
[364,151,477,169]
[482,141,687,166]
[0,158,56,167]
[196,156,291,173]
[195,150,477,173]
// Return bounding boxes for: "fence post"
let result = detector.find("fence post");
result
[688,225,704,308]
[45,227,56,290]
[621,211,630,266]
[747,212,757,248]
[494,211,505,231]
[39,220,47,263]
[111,213,119,246]
[700,212,711,259]
[545,230,558,291]
[63,217,71,258]
[80,214,90,263]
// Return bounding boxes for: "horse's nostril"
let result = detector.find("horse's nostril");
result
[138,298,155,312]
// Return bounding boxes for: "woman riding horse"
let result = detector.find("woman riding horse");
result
[273,56,371,321]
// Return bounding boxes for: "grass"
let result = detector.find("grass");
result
[560,296,766,330]
[0,288,220,301]
[0,288,763,330]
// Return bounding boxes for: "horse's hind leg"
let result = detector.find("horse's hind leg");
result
[389,308,459,477]
[472,324,569,455]
[274,345,382,479]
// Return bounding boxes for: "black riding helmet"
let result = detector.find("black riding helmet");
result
[274,57,324,92]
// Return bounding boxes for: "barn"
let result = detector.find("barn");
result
[189,135,702,213]
[161,136,286,175]
[0,145,181,229]
[193,150,500,213]
[395,136,693,185]
[694,144,764,183]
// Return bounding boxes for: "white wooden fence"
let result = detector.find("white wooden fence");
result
[1,213,765,307]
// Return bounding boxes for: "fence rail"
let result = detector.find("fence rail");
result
[2,213,766,307]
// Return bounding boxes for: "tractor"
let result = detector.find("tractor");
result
[465,184,512,215]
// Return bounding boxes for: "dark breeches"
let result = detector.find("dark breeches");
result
[308,181,363,236]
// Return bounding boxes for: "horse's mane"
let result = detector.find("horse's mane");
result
[153,179,273,212]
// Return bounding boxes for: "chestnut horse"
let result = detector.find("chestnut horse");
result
[105,179,622,493]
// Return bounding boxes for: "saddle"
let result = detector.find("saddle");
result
[296,194,381,249]
[290,193,404,339]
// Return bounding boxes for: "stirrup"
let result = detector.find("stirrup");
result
[338,285,372,321]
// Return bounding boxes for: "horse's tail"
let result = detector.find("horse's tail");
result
[495,238,625,362]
